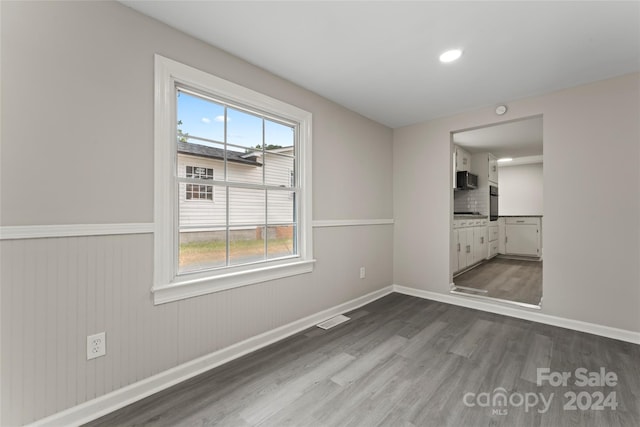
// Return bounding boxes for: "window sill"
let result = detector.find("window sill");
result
[152,259,316,305]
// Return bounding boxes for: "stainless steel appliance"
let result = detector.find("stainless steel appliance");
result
[455,171,478,190]
[490,185,499,221]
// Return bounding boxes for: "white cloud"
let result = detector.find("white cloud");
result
[201,117,211,124]
[214,115,229,122]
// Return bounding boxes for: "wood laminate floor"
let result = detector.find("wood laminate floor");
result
[86,293,639,427]
[454,257,543,305]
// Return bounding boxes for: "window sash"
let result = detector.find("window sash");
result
[175,86,300,276]
[154,54,313,305]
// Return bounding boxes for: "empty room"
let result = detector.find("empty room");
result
[1,1,639,426]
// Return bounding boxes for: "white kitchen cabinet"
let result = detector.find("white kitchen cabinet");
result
[473,226,487,264]
[504,217,541,257]
[488,224,498,242]
[452,223,472,272]
[452,218,487,274]
[487,224,498,259]
[455,146,471,172]
[488,153,498,184]
[461,228,474,269]
[489,241,499,258]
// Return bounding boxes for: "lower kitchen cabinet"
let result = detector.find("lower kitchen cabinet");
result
[504,217,542,257]
[452,218,487,274]
[488,224,498,258]
[453,227,472,271]
[473,226,487,265]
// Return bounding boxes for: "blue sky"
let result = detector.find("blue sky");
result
[177,91,294,151]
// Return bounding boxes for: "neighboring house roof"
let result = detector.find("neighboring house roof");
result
[177,142,262,166]
[243,146,294,157]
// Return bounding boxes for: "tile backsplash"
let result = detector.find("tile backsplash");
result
[454,189,488,214]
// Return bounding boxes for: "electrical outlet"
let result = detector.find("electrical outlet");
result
[87,332,106,360]
[359,267,366,279]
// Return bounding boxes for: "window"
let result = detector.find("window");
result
[185,166,214,201]
[153,55,314,304]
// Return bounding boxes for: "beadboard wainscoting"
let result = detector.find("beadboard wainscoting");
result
[1,221,394,426]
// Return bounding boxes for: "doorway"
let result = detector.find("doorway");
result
[450,116,543,308]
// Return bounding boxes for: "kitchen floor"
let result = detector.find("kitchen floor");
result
[454,257,542,306]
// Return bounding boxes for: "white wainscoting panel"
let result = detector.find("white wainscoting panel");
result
[0,223,154,240]
[1,223,394,425]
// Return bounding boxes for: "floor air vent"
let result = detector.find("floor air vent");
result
[316,314,350,330]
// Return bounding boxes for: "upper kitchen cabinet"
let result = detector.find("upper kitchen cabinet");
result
[488,153,498,184]
[471,152,498,186]
[454,145,471,172]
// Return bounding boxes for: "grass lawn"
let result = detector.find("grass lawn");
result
[179,238,294,269]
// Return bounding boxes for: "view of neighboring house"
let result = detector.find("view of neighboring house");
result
[177,141,296,271]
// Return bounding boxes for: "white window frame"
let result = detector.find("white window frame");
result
[153,55,314,305]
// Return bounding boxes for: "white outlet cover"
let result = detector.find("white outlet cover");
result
[87,332,106,360]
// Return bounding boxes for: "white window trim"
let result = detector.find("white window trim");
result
[153,54,314,305]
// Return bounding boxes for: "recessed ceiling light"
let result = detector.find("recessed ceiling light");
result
[439,49,462,63]
[497,158,513,163]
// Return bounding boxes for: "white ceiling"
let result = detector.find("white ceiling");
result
[453,116,543,159]
[121,1,640,129]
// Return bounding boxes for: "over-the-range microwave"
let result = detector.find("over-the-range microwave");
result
[456,171,478,190]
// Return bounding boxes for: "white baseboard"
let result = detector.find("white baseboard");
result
[394,284,640,344]
[28,285,394,427]
[29,283,638,426]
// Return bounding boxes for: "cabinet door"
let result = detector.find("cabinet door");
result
[505,224,539,256]
[451,229,460,273]
[456,147,470,172]
[463,228,474,268]
[474,226,487,263]
[488,225,499,242]
[489,241,498,258]
[455,228,468,270]
[488,155,498,184]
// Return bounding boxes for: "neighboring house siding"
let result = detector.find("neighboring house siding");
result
[177,151,294,230]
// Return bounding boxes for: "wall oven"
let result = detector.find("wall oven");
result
[490,185,499,221]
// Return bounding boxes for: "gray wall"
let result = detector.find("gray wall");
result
[498,163,544,216]
[0,2,393,425]
[394,72,640,333]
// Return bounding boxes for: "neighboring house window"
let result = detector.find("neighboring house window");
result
[153,55,314,304]
[185,166,214,200]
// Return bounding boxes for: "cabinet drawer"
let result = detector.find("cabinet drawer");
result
[489,242,498,257]
[454,220,469,228]
[488,225,498,242]
[505,217,539,225]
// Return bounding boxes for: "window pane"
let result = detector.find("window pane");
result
[265,120,294,151]
[177,91,225,143]
[264,153,294,187]
[226,155,263,185]
[229,227,265,266]
[267,190,295,224]
[179,230,227,273]
[178,140,226,167]
[179,183,225,224]
[267,224,295,260]
[229,187,265,225]
[227,107,263,151]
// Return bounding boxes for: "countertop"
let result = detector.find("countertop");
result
[499,215,543,218]
[453,214,488,219]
